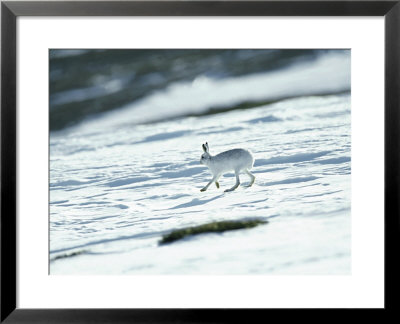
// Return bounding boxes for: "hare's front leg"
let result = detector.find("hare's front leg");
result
[201,176,217,192]
[215,174,221,188]
[225,171,240,192]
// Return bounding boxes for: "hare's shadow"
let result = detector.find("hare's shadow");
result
[171,193,224,209]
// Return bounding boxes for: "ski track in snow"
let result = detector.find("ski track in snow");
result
[50,94,351,275]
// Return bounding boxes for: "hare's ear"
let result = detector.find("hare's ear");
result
[205,142,209,152]
[202,144,207,152]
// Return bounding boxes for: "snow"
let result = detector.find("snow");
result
[75,51,350,130]
[50,92,351,275]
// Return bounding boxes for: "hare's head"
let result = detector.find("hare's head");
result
[200,142,211,165]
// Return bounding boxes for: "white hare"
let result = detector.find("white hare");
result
[199,142,255,192]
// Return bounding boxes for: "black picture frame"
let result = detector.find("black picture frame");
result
[1,1,399,322]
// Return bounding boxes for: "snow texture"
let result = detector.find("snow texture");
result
[50,51,351,275]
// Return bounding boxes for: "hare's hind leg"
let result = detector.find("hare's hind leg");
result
[225,171,240,192]
[245,169,255,187]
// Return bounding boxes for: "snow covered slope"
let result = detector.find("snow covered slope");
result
[50,92,351,274]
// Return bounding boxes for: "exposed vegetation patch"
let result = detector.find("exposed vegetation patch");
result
[159,219,267,245]
[155,90,351,125]
[50,250,87,262]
